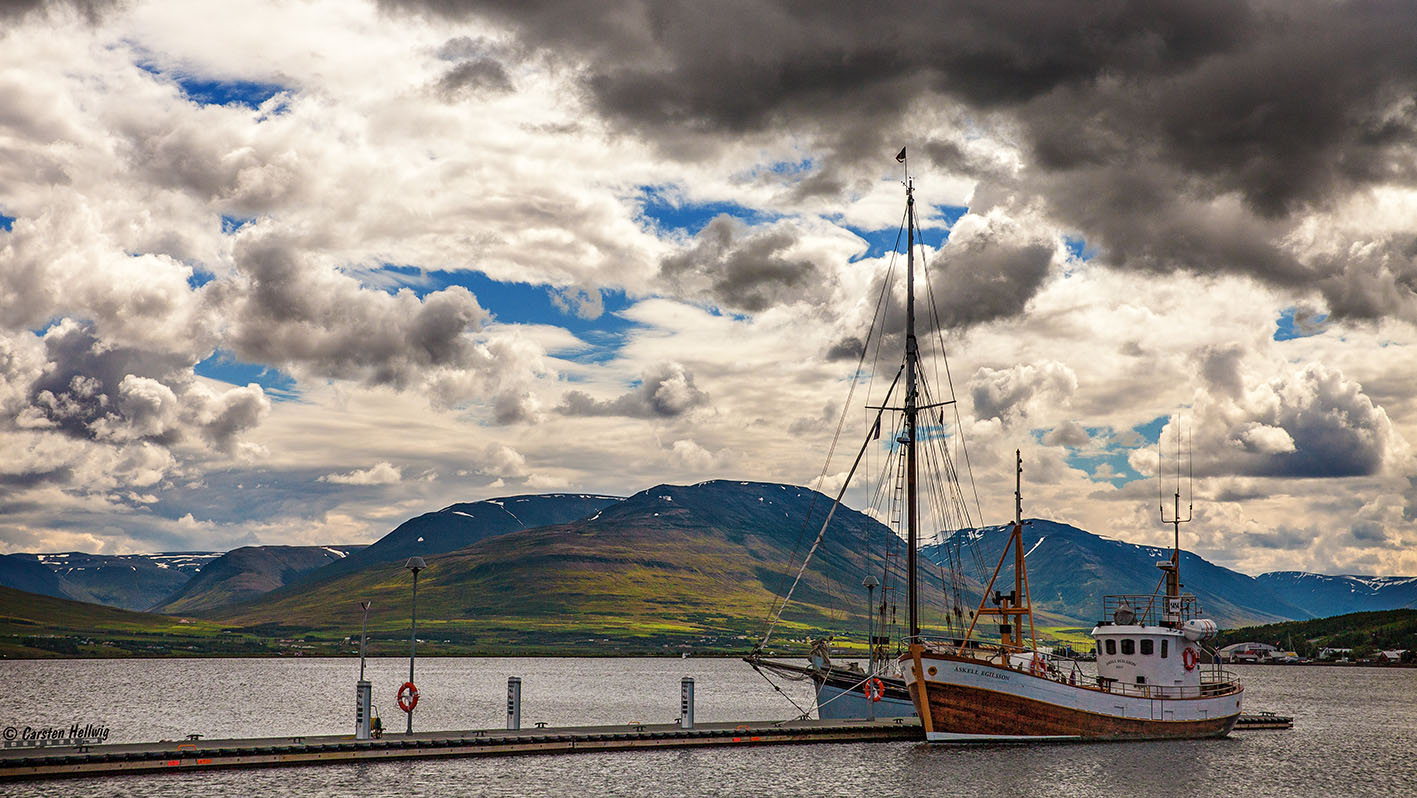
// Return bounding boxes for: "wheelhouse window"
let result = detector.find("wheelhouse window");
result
[1121,639,1135,656]
[1161,640,1169,658]
[1105,639,1116,655]
[1141,639,1154,656]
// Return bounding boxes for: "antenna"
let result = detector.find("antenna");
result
[1158,417,1192,601]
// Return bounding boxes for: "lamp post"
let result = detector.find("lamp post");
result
[863,575,879,722]
[358,600,371,681]
[405,557,425,734]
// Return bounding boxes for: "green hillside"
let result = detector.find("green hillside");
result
[1214,609,1417,658]
[207,480,953,656]
[0,586,269,658]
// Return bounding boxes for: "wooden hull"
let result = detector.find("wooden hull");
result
[905,650,1242,743]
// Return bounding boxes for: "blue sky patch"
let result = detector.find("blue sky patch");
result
[1274,306,1330,341]
[636,186,781,236]
[196,349,298,399]
[844,204,964,262]
[0,214,13,231]
[136,61,287,109]
[1064,235,1099,262]
[174,76,285,108]
[367,266,641,364]
[186,270,214,289]
[222,215,255,234]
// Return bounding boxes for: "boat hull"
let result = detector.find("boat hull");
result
[906,650,1242,743]
[813,672,915,720]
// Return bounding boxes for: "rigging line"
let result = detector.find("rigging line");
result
[925,265,986,531]
[745,660,813,718]
[864,209,908,437]
[758,252,900,633]
[757,366,904,651]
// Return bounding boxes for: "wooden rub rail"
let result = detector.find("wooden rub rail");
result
[0,719,923,782]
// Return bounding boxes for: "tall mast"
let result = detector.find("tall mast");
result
[905,177,920,641]
[1159,423,1192,603]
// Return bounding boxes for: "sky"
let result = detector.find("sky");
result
[0,0,1414,577]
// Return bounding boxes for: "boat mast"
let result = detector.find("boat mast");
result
[1159,423,1192,605]
[905,175,920,642]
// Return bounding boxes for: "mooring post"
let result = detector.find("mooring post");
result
[355,680,372,740]
[507,677,522,730]
[680,676,695,729]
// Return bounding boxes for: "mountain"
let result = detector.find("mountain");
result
[924,520,1314,628]
[1,552,219,611]
[1256,572,1417,618]
[152,545,366,615]
[0,554,73,600]
[208,480,930,653]
[305,493,623,583]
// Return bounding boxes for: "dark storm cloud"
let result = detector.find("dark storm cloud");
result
[435,57,514,97]
[1194,360,1396,480]
[218,233,492,389]
[659,215,822,312]
[27,321,189,442]
[14,321,269,453]
[0,0,120,23]
[557,362,707,418]
[384,0,1417,321]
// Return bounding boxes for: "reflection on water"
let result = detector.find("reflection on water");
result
[1,659,1413,797]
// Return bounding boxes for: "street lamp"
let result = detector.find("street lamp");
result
[863,575,879,722]
[405,557,426,733]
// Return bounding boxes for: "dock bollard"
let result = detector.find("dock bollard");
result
[680,677,694,729]
[355,680,372,740]
[507,677,521,730]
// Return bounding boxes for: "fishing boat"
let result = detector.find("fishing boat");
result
[749,150,1243,739]
[902,454,1244,741]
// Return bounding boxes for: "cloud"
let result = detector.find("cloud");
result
[969,360,1076,425]
[557,362,708,418]
[384,0,1417,324]
[217,233,499,389]
[1041,420,1089,448]
[1186,357,1401,479]
[658,216,826,312]
[321,462,403,485]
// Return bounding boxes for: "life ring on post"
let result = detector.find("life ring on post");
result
[1183,648,1198,671]
[397,681,420,713]
[1030,654,1047,677]
[862,677,885,703]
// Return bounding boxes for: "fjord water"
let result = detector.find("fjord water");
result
[1,658,1412,797]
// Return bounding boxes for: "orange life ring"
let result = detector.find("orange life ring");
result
[862,677,885,703]
[397,681,420,713]
[1183,648,1198,671]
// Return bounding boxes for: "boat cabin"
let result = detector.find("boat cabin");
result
[1090,594,1216,694]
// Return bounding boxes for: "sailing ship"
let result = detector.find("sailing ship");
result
[745,150,984,722]
[751,150,1243,740]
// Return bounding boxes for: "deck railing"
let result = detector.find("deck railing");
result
[920,640,1243,700]
[1098,593,1200,627]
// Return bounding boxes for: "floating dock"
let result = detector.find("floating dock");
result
[0,718,921,782]
[0,712,1293,782]
[1234,712,1294,730]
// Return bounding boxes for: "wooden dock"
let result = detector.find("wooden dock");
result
[0,710,1293,782]
[0,718,922,782]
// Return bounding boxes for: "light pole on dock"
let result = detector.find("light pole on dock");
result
[405,557,425,734]
[358,600,371,681]
[863,575,879,721]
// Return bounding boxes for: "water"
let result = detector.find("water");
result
[1,658,1413,796]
